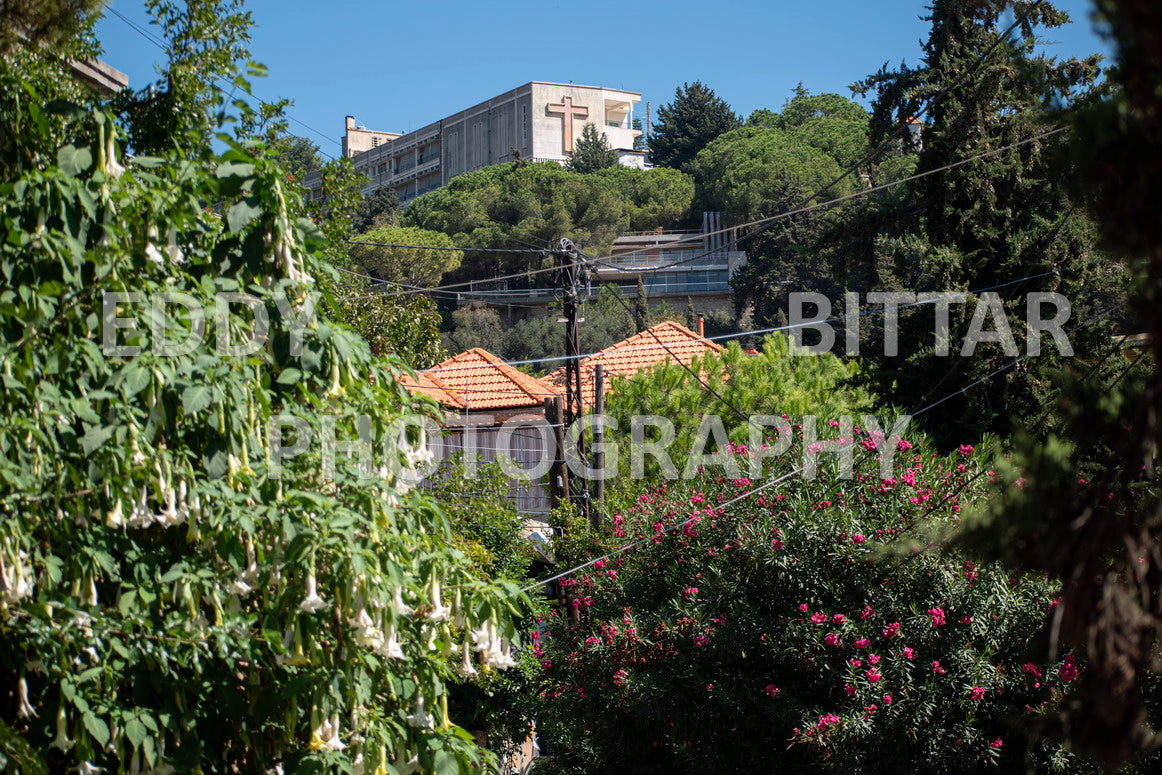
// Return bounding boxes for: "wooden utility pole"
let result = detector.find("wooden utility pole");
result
[557,238,589,523]
[592,364,605,529]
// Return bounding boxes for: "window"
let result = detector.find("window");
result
[521,104,529,148]
[372,137,379,147]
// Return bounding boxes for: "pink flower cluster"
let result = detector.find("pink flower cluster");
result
[927,607,946,627]
[1059,655,1080,682]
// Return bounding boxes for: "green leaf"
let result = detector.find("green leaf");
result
[276,368,302,386]
[125,718,147,747]
[121,364,152,398]
[432,749,458,775]
[182,384,213,414]
[80,424,115,454]
[82,712,110,747]
[57,144,93,177]
[226,197,262,233]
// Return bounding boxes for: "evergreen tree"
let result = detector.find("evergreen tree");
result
[567,123,618,173]
[829,0,1118,443]
[270,133,322,180]
[352,185,401,232]
[648,81,740,171]
[951,1,1162,768]
[633,275,649,331]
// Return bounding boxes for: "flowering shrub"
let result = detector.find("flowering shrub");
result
[534,438,1091,772]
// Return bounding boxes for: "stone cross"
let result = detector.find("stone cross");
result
[546,96,590,153]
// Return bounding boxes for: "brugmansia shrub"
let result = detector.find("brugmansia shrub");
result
[534,435,1093,773]
[0,92,526,773]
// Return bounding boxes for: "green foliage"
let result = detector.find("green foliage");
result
[405,162,693,286]
[602,334,869,479]
[690,126,850,217]
[0,19,526,775]
[270,133,323,181]
[591,165,694,231]
[443,303,504,356]
[946,1,1162,769]
[535,441,1090,772]
[567,123,618,174]
[353,185,401,233]
[336,288,447,368]
[0,0,102,54]
[116,1,254,156]
[649,81,741,171]
[349,225,463,288]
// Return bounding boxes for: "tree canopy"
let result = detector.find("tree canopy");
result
[648,81,741,171]
[348,225,464,288]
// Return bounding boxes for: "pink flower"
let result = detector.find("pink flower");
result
[958,444,974,456]
[1059,655,1080,682]
[897,439,913,451]
[771,538,784,551]
[849,658,862,668]
[959,615,973,625]
[903,647,915,660]
[854,638,871,650]
[612,668,629,687]
[683,587,698,598]
[1022,662,1043,679]
[868,654,880,665]
[694,635,708,648]
[817,713,840,729]
[852,533,866,544]
[594,559,606,570]
[926,607,946,627]
[882,622,901,638]
[883,694,893,705]
[799,603,809,612]
[970,686,986,702]
[824,633,840,647]
[860,605,875,621]
[764,684,781,699]
[844,683,856,696]
[866,669,882,683]
[832,613,846,624]
[932,660,946,676]
[990,737,1003,749]
[811,611,827,625]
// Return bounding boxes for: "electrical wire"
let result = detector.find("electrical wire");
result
[519,299,1128,592]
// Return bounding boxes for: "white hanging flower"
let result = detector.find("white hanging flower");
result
[458,638,477,678]
[128,486,153,528]
[299,571,328,613]
[378,617,405,660]
[426,576,449,623]
[470,621,491,652]
[17,676,36,718]
[78,762,104,775]
[83,575,98,607]
[452,587,465,629]
[323,713,346,751]
[351,753,366,775]
[50,706,74,751]
[404,695,433,729]
[391,586,413,617]
[104,498,124,528]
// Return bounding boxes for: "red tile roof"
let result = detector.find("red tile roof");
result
[543,320,724,407]
[396,370,466,410]
[405,348,559,411]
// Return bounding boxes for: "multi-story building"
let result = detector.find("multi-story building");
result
[455,212,747,315]
[304,81,643,204]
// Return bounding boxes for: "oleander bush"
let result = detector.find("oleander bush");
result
[534,434,1094,773]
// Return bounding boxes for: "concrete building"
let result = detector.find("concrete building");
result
[304,81,642,204]
[454,212,747,315]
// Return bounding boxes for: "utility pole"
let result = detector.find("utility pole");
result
[557,238,589,523]
[592,363,605,529]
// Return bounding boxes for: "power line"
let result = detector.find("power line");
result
[520,299,1127,593]
[586,5,1046,272]
[105,7,341,156]
[415,252,1105,378]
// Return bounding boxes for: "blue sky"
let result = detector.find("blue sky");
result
[96,1,1112,160]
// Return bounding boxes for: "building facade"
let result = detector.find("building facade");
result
[304,81,642,204]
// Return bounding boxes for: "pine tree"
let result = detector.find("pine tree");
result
[568,123,618,173]
[649,81,740,170]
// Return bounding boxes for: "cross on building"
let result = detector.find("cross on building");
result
[546,96,589,153]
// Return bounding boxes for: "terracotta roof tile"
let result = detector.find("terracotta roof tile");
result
[406,348,560,410]
[396,370,466,409]
[543,320,723,407]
